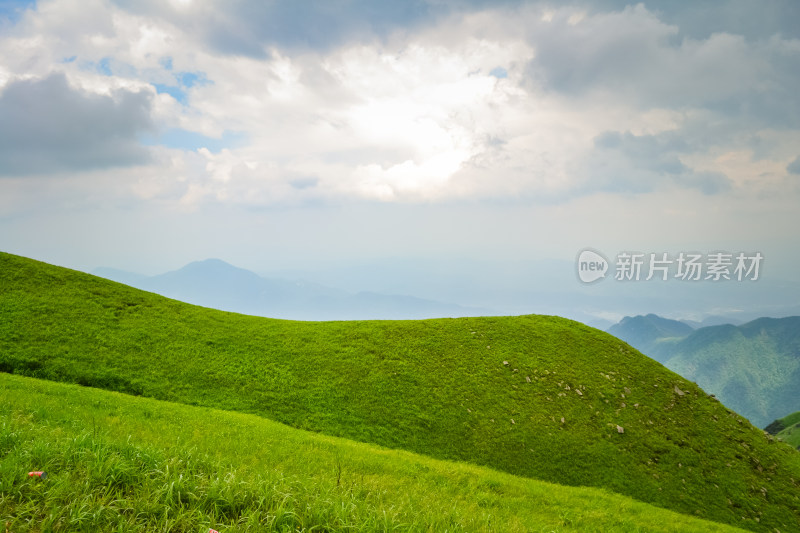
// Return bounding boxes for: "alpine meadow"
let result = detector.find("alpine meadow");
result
[2,251,800,532]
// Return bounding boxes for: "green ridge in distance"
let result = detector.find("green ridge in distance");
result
[766,411,800,450]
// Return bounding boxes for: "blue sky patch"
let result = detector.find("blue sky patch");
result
[153,83,188,104]
[97,57,113,76]
[0,0,35,23]
[177,71,209,88]
[489,67,508,79]
[152,72,209,105]
[141,129,247,153]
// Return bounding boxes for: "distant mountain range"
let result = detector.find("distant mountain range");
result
[607,314,695,355]
[607,314,800,428]
[93,259,487,321]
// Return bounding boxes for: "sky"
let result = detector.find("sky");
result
[1,0,799,323]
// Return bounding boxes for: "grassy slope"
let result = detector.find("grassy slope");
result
[777,426,800,449]
[2,251,800,532]
[778,426,800,449]
[0,374,749,532]
[766,411,800,449]
[652,319,800,428]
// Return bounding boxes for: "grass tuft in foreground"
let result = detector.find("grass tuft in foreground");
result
[0,374,746,532]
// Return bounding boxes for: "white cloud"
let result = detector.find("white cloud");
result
[3,1,797,207]
[0,0,799,286]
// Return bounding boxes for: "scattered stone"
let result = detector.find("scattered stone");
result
[616,425,624,434]
[511,419,515,424]
[560,417,565,424]
[525,376,531,383]
[576,389,582,396]
[674,385,686,396]
[503,361,509,365]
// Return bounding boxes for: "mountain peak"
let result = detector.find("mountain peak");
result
[182,257,240,270]
[168,258,261,280]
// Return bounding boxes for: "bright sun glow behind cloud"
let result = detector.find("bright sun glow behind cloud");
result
[0,0,799,292]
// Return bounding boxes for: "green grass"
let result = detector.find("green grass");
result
[776,411,800,430]
[2,251,800,532]
[777,424,800,449]
[768,411,800,449]
[0,373,748,532]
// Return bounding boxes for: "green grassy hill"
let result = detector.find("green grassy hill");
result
[2,251,800,532]
[766,411,800,449]
[0,373,748,532]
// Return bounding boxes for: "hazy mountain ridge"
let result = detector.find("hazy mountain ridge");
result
[91,256,800,329]
[607,314,800,428]
[606,313,695,355]
[92,258,488,320]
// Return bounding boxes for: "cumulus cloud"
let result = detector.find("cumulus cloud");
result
[109,0,450,57]
[0,72,154,176]
[587,129,731,194]
[524,3,798,116]
[0,0,797,206]
[603,0,800,41]
[1,0,799,287]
